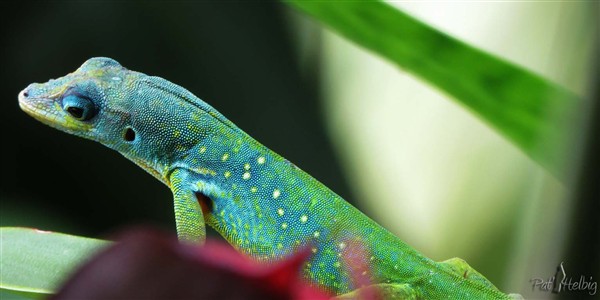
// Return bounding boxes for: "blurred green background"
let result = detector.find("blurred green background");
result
[1,2,597,298]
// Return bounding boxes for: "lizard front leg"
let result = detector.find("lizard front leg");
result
[169,168,206,244]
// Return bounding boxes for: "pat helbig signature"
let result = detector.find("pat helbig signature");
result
[530,262,597,296]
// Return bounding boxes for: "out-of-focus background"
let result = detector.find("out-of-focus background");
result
[0,2,597,298]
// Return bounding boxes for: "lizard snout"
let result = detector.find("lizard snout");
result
[18,88,29,99]
[17,87,34,112]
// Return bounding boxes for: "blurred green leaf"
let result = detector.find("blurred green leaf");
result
[286,1,580,180]
[0,289,45,300]
[0,227,110,296]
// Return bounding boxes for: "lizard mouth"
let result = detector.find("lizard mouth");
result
[18,89,60,128]
[19,87,93,135]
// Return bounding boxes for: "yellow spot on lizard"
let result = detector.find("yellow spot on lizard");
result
[300,215,308,223]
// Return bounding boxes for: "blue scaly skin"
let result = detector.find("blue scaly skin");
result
[19,58,519,299]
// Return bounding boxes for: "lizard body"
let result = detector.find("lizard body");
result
[19,58,517,299]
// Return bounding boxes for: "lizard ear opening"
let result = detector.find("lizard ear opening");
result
[123,127,136,142]
[195,192,214,215]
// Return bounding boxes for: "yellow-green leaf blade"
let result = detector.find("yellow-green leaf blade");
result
[286,1,580,179]
[0,227,110,295]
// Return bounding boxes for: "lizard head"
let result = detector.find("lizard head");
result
[19,57,129,141]
[19,57,230,185]
[19,57,169,182]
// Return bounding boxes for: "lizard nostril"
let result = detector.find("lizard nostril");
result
[22,90,29,98]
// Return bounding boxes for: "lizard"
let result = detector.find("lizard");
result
[19,57,521,299]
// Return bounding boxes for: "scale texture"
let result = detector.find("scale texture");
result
[19,58,516,299]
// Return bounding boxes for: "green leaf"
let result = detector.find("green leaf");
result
[0,289,45,300]
[0,227,110,296]
[286,1,580,180]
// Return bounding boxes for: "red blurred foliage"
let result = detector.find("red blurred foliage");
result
[51,228,330,300]
[340,238,381,300]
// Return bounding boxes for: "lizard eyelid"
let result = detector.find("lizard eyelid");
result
[62,94,97,121]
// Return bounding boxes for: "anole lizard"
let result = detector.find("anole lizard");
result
[19,58,521,299]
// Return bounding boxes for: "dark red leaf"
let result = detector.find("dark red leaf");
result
[51,228,330,300]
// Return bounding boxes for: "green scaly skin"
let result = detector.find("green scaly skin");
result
[19,58,520,299]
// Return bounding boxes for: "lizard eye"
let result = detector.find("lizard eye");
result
[62,94,97,121]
